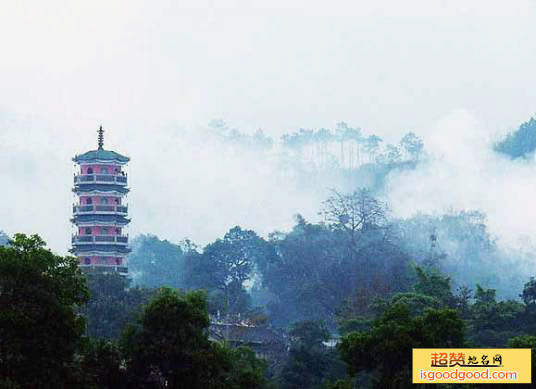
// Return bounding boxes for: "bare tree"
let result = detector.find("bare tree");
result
[320,189,389,245]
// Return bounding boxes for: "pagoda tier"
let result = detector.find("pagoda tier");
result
[71,127,131,275]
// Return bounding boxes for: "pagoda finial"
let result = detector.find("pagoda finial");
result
[98,126,104,149]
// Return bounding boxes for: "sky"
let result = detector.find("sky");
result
[1,0,536,253]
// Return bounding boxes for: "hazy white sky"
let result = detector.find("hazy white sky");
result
[1,0,535,253]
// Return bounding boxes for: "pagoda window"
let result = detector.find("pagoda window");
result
[84,257,91,265]
[101,227,109,235]
[101,166,108,174]
[85,227,91,235]
[86,197,92,205]
[101,197,108,205]
[87,167,93,174]
[116,258,121,265]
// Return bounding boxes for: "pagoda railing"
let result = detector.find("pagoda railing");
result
[78,264,129,274]
[74,174,128,186]
[73,204,128,215]
[72,235,129,245]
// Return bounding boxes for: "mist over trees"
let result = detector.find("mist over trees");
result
[4,118,536,388]
[495,116,536,159]
[0,235,270,388]
[205,120,425,196]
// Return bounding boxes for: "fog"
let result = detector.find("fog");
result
[387,110,536,249]
[1,0,536,255]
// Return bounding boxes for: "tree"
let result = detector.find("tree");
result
[320,189,388,245]
[381,144,402,165]
[226,347,271,389]
[279,321,346,389]
[399,132,424,161]
[495,117,536,159]
[413,266,455,307]
[520,277,536,305]
[468,285,524,347]
[121,287,269,388]
[262,218,352,326]
[128,235,185,289]
[338,302,465,388]
[0,234,89,388]
[79,339,126,389]
[507,335,536,386]
[362,135,382,162]
[82,272,154,339]
[184,226,276,315]
[263,208,413,328]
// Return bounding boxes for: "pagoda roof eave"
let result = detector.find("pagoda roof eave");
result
[73,149,130,164]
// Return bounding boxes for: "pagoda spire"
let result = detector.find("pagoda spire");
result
[98,126,104,150]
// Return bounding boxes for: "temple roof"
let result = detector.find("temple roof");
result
[73,149,130,164]
[209,323,286,345]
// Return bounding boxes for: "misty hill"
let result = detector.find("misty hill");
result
[210,120,425,195]
[495,116,536,159]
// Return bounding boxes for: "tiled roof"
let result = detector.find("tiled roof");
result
[73,149,129,163]
[210,323,286,345]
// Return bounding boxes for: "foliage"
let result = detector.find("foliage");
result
[399,131,424,160]
[184,226,277,315]
[79,338,126,389]
[495,117,536,159]
[322,378,355,389]
[121,287,269,388]
[320,189,388,243]
[128,234,185,289]
[467,285,524,347]
[338,301,465,388]
[81,272,154,339]
[279,321,346,389]
[0,234,89,388]
[262,191,413,327]
[413,266,455,307]
[393,210,527,300]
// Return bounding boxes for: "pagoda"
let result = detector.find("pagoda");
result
[71,127,131,275]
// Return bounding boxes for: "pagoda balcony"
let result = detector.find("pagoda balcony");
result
[79,265,129,275]
[72,235,129,245]
[74,173,128,186]
[73,204,128,215]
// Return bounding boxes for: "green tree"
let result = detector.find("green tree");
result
[338,300,465,388]
[507,335,536,386]
[519,277,536,335]
[263,210,412,328]
[121,287,268,388]
[82,272,154,339]
[226,347,271,389]
[79,339,126,389]
[184,226,276,315]
[520,277,536,305]
[413,266,454,307]
[0,234,89,388]
[468,285,524,347]
[129,235,185,288]
[279,321,346,389]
